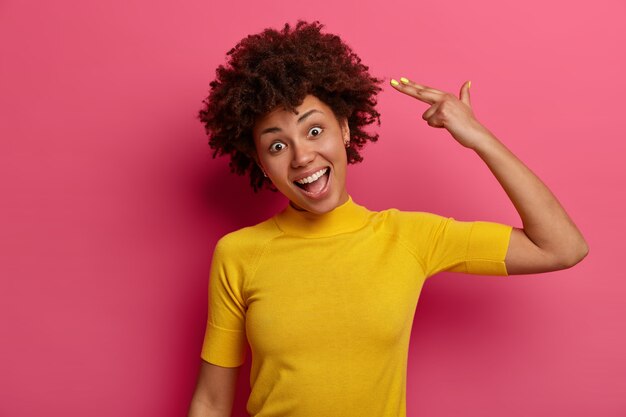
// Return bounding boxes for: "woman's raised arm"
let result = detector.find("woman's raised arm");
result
[390,77,589,274]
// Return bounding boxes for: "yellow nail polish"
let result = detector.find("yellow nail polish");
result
[468,80,472,89]
[400,77,409,84]
[390,79,399,86]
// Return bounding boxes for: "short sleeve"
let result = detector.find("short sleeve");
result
[200,237,248,367]
[424,215,513,278]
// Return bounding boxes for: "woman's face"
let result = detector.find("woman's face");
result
[253,95,350,214]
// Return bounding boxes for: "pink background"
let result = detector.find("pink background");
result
[1,0,624,415]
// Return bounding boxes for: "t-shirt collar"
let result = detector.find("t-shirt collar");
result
[273,195,370,238]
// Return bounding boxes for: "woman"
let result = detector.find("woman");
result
[188,20,588,417]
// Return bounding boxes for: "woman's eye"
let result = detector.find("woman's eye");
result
[269,142,285,153]
[308,127,323,137]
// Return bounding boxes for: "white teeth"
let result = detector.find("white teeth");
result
[295,168,328,184]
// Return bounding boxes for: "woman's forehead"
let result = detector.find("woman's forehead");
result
[255,95,333,128]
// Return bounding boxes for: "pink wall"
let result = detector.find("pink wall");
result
[1,0,624,415]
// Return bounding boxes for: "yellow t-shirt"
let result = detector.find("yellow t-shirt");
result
[201,196,512,417]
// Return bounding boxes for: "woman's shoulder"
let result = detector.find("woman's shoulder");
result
[366,205,452,239]
[214,217,282,255]
[370,205,448,225]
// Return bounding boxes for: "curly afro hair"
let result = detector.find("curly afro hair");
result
[198,20,383,192]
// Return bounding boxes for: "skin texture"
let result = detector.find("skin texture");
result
[389,77,589,274]
[253,95,351,214]
[187,361,239,417]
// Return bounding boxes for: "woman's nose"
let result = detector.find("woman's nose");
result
[290,141,315,168]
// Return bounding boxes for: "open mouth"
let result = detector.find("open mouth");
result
[293,167,330,195]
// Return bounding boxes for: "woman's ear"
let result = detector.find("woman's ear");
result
[340,117,350,147]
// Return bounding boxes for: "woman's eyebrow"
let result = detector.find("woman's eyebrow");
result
[259,109,324,137]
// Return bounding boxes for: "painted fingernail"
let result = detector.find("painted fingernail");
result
[400,77,409,84]
[390,79,399,86]
[468,80,472,89]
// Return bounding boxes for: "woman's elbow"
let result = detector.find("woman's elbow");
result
[561,240,590,269]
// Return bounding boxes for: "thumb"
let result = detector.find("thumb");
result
[459,80,472,106]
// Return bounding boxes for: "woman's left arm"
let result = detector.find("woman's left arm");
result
[391,77,589,275]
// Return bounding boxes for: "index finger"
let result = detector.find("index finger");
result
[390,77,443,105]
[400,77,446,94]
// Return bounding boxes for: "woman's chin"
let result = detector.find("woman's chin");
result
[289,189,349,214]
